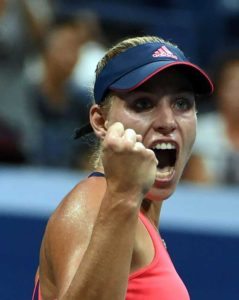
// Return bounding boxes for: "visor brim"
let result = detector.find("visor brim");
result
[110,61,213,96]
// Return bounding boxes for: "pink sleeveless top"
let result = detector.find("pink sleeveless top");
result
[126,212,190,299]
[32,212,190,300]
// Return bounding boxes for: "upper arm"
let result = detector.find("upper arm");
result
[39,184,101,299]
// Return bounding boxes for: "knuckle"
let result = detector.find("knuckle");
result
[123,139,134,150]
[103,136,119,150]
[134,142,145,152]
[125,128,136,136]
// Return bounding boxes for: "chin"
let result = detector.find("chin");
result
[145,184,176,202]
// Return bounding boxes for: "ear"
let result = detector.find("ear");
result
[90,104,108,139]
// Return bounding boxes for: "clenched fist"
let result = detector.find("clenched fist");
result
[102,122,158,199]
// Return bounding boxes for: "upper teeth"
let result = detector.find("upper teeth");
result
[153,143,176,150]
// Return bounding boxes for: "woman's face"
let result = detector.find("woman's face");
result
[105,69,197,201]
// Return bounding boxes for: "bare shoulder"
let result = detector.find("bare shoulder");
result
[39,175,106,298]
[49,175,106,233]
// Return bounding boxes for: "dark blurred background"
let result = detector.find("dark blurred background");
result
[1,0,239,299]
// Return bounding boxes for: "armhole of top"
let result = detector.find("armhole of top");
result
[129,212,160,279]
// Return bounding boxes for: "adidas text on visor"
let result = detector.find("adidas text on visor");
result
[94,42,213,104]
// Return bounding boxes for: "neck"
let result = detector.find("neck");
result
[141,199,163,229]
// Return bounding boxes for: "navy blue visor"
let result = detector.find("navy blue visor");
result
[94,42,214,104]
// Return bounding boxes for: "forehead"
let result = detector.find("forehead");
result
[136,68,194,94]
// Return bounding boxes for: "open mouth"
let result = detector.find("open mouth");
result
[152,143,177,179]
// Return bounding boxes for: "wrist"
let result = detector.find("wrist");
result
[101,184,143,216]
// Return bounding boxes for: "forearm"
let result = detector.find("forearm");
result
[60,190,141,300]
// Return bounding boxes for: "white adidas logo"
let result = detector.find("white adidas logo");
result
[152,45,178,60]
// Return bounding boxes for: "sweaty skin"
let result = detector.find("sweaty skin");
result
[38,69,197,300]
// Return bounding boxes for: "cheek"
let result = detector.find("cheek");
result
[175,113,197,172]
[108,108,150,134]
[182,115,197,157]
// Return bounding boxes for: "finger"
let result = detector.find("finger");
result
[123,128,137,144]
[136,134,143,142]
[133,141,146,151]
[145,148,158,164]
[107,122,124,138]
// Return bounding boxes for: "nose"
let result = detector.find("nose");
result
[152,103,177,135]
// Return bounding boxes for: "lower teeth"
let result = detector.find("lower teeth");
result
[157,166,174,178]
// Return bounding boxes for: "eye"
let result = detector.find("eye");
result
[173,97,195,112]
[131,97,154,112]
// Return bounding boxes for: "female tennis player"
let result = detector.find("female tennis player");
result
[32,35,213,300]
